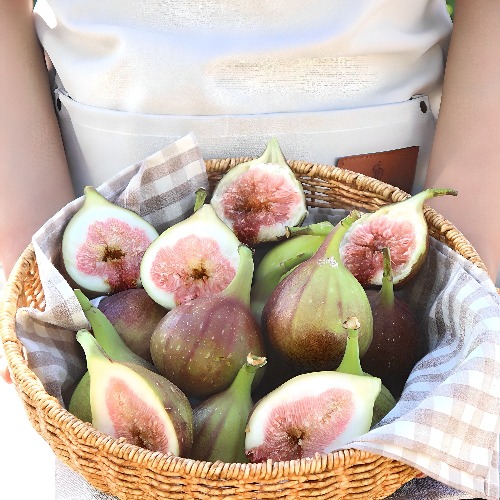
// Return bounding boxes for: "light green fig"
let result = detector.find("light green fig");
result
[244,317,381,463]
[250,221,335,323]
[62,186,159,294]
[263,211,373,374]
[339,187,458,287]
[140,188,241,309]
[76,329,193,457]
[210,138,308,246]
[190,354,267,463]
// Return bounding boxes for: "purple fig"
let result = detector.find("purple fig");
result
[339,188,457,287]
[262,211,373,374]
[361,247,423,398]
[150,245,265,399]
[245,317,381,462]
[98,288,167,363]
[191,354,267,463]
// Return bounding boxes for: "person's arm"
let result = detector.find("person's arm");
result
[0,0,74,276]
[425,0,500,284]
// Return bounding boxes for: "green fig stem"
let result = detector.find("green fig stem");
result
[380,247,395,308]
[323,210,361,261]
[260,137,288,166]
[285,221,334,238]
[408,187,458,209]
[76,328,112,366]
[74,289,152,368]
[336,317,364,377]
[194,188,208,212]
[221,245,254,305]
[229,353,267,396]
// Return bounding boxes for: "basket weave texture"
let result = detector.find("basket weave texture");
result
[0,159,488,499]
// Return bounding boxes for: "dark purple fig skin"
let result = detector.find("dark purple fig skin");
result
[361,290,423,398]
[150,295,265,400]
[98,288,167,363]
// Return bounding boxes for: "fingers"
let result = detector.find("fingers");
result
[0,351,12,385]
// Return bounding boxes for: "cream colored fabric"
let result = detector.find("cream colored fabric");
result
[33,0,452,197]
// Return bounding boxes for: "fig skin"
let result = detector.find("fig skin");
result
[263,212,373,374]
[98,288,167,363]
[339,188,458,288]
[150,245,266,400]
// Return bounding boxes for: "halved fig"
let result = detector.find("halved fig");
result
[140,189,241,309]
[62,186,159,293]
[338,188,458,287]
[210,138,308,246]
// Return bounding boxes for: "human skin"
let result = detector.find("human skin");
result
[425,0,500,284]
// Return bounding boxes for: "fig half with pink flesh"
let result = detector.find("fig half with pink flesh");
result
[245,317,381,462]
[149,245,266,399]
[76,329,193,457]
[140,189,241,309]
[210,138,308,247]
[62,186,159,294]
[338,188,458,287]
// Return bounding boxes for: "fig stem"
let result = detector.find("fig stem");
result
[227,354,267,404]
[221,245,254,305]
[409,187,458,208]
[194,188,208,212]
[336,317,364,377]
[263,137,288,166]
[380,247,395,308]
[74,289,152,368]
[76,328,112,365]
[323,210,361,261]
[285,221,334,238]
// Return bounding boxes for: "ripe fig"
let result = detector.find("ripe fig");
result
[245,317,381,462]
[210,138,308,247]
[62,186,159,293]
[339,188,458,287]
[98,288,167,363]
[191,354,267,463]
[150,245,266,400]
[263,211,373,374]
[140,188,241,309]
[76,329,193,457]
[69,289,157,422]
[360,248,423,399]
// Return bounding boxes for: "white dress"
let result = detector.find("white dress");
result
[33,0,452,195]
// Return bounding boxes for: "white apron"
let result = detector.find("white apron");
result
[34,0,452,196]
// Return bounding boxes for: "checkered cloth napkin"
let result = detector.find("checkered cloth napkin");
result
[13,135,500,500]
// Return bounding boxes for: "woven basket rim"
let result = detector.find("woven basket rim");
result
[0,157,492,498]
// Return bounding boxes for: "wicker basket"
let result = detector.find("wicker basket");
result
[0,159,489,499]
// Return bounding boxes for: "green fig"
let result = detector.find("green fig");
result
[210,138,308,246]
[339,188,458,287]
[62,186,159,293]
[191,354,267,463]
[244,317,381,463]
[140,188,241,309]
[262,211,373,374]
[76,329,193,457]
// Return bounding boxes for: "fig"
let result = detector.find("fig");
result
[245,317,381,462]
[360,248,423,398]
[62,186,159,293]
[140,188,241,309]
[263,211,373,374]
[98,288,167,363]
[150,245,265,399]
[210,138,308,247]
[76,329,193,457]
[191,353,267,463]
[69,289,157,422]
[339,188,458,287]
